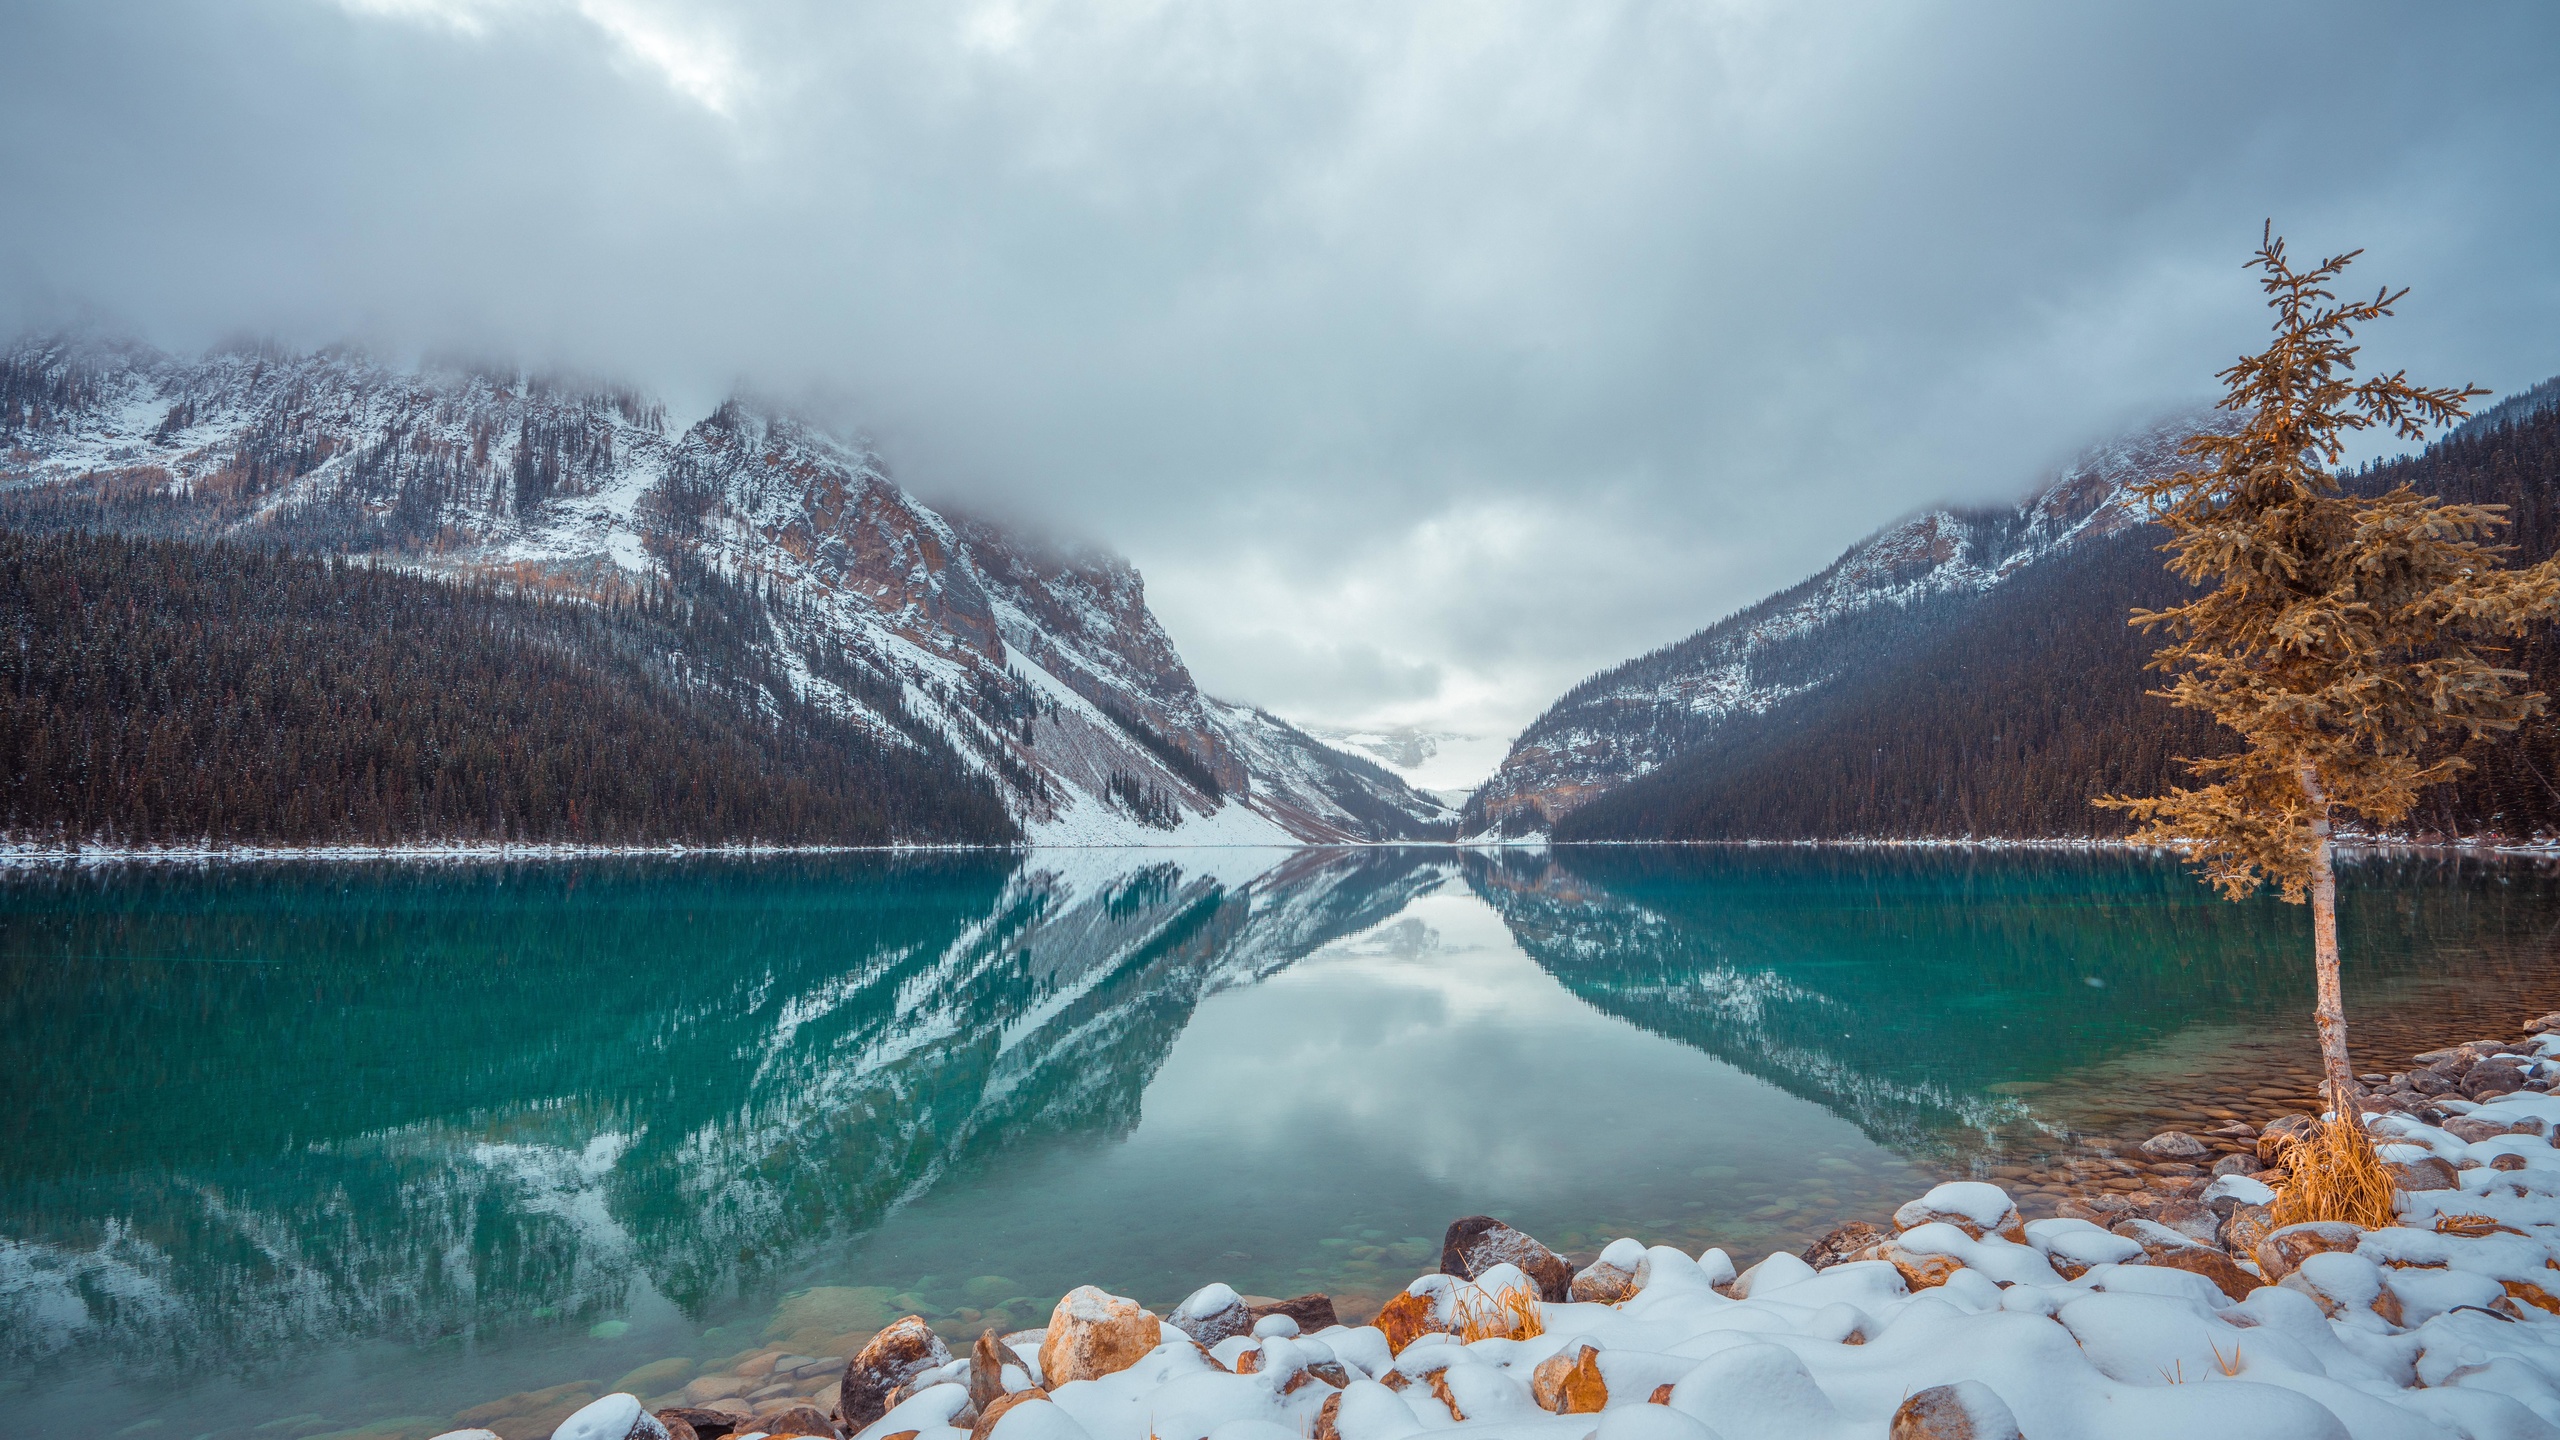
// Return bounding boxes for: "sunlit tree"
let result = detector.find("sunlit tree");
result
[2101,227,2558,1147]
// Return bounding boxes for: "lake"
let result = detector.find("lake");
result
[4,845,2557,1438]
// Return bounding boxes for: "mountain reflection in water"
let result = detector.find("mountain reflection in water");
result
[3,846,2557,1434]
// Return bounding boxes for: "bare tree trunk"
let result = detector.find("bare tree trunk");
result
[2299,761,2360,1117]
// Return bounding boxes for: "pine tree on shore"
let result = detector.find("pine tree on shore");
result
[2100,227,2560,1161]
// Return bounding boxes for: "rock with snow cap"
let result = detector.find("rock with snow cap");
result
[1437,1215,1572,1301]
[1036,1286,1161,1386]
[2253,1221,2365,1281]
[1889,1381,2024,1440]
[833,1317,952,1432]
[1167,1283,1250,1346]
[1892,1182,2025,1243]
[1530,1342,1609,1413]
[2385,1155,2461,1191]
[1571,1238,1647,1301]
[552,1395,670,1440]
[1369,1289,1443,1354]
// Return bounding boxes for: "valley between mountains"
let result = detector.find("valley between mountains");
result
[6,332,2559,852]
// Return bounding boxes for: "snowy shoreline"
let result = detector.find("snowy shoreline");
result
[436,1012,2560,1440]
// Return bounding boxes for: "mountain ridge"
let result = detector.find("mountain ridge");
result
[0,331,1452,847]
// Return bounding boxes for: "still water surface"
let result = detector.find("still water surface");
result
[4,846,2558,1437]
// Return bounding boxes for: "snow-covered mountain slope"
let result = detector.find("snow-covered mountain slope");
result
[0,333,1448,844]
[1463,416,2220,837]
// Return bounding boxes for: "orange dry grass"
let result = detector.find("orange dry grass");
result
[2268,1115,2398,1230]
[1452,1283,1545,1342]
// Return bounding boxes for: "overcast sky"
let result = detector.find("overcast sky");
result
[6,1,2557,770]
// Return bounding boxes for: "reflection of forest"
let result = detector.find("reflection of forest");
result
[0,849,1450,1375]
[1466,848,2560,1155]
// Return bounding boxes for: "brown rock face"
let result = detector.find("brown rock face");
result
[654,1410,738,1440]
[1802,1222,1889,1271]
[1889,1383,2024,1440]
[2130,1238,2259,1303]
[1873,1244,1962,1291]
[2141,1131,2211,1160]
[1372,1290,1444,1354]
[754,1405,840,1438]
[2218,1202,2278,1259]
[1530,1344,1609,1414]
[1439,1216,1573,1301]
[1038,1286,1163,1386]
[1568,1259,1637,1303]
[653,1416,700,1440]
[969,1391,1054,1440]
[1247,1294,1338,1333]
[834,1316,953,1432]
[2253,1222,2366,1282]
[970,1331,1015,1416]
[2446,1116,2520,1143]
[1313,1393,1344,1440]
[2385,1156,2461,1192]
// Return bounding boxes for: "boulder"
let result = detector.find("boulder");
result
[1036,1286,1161,1386]
[1247,1294,1337,1333]
[2525,1012,2560,1034]
[2140,1131,2210,1161]
[2494,1152,2531,1172]
[553,1396,671,1440]
[753,1405,839,1438]
[1439,1216,1572,1302]
[1167,1283,1250,1346]
[1891,1183,2025,1243]
[1889,1381,2024,1440]
[2257,1115,2316,1163]
[2150,1198,2221,1247]
[655,1409,741,1440]
[833,1317,952,1432]
[2445,1116,2519,1144]
[1871,1243,1961,1291]
[2210,1153,2263,1176]
[2253,1221,2364,1281]
[1569,1258,1637,1303]
[2217,1202,2278,1259]
[2385,1156,2461,1192]
[2110,1224,2256,1302]
[2406,1068,2456,1096]
[1530,1343,1609,1414]
[1800,1221,1889,1271]
[968,1331,1015,1415]
[1372,1289,1444,1354]
[969,1391,1052,1440]
[2465,1064,2529,1100]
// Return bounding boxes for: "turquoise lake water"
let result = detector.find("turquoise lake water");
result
[4,846,2557,1438]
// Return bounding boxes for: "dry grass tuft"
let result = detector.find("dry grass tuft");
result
[2211,1342,2245,1377]
[2268,1114,2398,1231]
[1452,1282,1545,1342]
[2434,1213,2519,1238]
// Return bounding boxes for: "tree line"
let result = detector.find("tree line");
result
[1559,384,2560,843]
[0,531,1019,848]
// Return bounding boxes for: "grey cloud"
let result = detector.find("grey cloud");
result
[5,0,2557,769]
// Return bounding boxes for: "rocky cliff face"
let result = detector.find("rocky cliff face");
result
[0,333,1449,843]
[1462,417,2214,836]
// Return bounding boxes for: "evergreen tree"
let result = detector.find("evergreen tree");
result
[2100,228,2560,1132]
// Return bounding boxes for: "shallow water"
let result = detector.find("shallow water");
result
[4,846,2557,1438]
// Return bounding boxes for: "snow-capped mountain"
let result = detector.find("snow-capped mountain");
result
[0,333,1450,844]
[1462,416,2218,836]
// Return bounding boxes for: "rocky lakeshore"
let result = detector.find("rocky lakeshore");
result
[401,1015,2560,1440]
